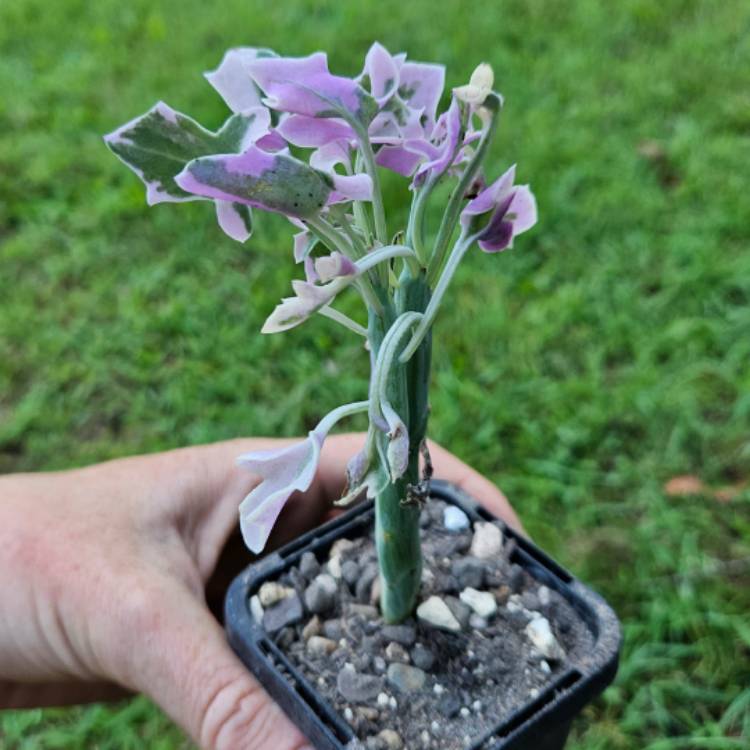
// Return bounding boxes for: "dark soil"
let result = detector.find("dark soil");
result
[252,498,593,750]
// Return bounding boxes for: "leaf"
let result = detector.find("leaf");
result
[176,147,335,218]
[104,101,266,205]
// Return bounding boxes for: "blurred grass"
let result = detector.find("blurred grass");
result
[1,0,749,747]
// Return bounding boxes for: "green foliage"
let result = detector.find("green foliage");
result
[1,0,748,747]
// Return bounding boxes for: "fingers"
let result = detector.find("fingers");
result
[116,579,312,750]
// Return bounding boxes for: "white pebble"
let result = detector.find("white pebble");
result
[389,696,397,709]
[538,585,551,607]
[430,720,440,733]
[377,692,390,708]
[472,700,483,712]
[460,707,470,717]
[250,595,264,624]
[470,522,503,559]
[344,707,354,722]
[525,616,566,661]
[460,587,498,619]
[258,582,293,607]
[417,596,462,632]
[530,687,540,699]
[541,660,552,674]
[443,505,470,531]
[433,683,445,695]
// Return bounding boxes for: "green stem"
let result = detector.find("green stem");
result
[370,273,432,623]
[354,124,388,247]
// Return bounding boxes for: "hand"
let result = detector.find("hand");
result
[0,434,519,749]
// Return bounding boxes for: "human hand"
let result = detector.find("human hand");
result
[0,434,519,749]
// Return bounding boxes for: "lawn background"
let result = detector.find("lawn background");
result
[1,0,749,747]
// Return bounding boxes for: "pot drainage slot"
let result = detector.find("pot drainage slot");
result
[258,639,353,744]
[470,669,582,750]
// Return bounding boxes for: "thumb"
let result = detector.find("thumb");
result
[120,580,313,750]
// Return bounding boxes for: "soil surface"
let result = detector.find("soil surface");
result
[251,498,593,750]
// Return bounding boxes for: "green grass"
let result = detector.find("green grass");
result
[1,0,749,747]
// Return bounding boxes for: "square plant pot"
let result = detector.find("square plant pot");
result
[225,480,621,750]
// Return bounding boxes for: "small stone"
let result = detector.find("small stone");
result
[341,559,361,587]
[460,706,471,718]
[373,656,387,673]
[387,663,426,692]
[437,694,461,718]
[529,687,540,699]
[521,591,540,611]
[472,700,483,712]
[377,692,390,708]
[330,538,356,558]
[304,574,338,615]
[377,729,403,750]
[420,730,430,746]
[262,593,303,634]
[430,720,440,733]
[358,706,379,721]
[381,624,416,646]
[299,551,320,580]
[460,587,498,618]
[509,564,525,593]
[445,596,472,628]
[307,635,337,656]
[416,596,462,632]
[343,706,354,722]
[277,626,295,649]
[451,557,485,590]
[389,696,397,709]
[410,643,435,671]
[356,564,379,602]
[525,616,566,661]
[541,660,552,674]
[443,505,470,531]
[337,664,384,703]
[470,522,503,559]
[385,642,410,664]
[347,603,379,619]
[302,615,322,640]
[250,595,264,624]
[370,576,381,605]
[538,585,552,607]
[328,539,356,578]
[258,582,294,607]
[469,614,488,630]
[433,683,444,695]
[323,619,344,640]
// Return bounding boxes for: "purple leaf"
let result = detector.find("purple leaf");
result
[247,52,377,125]
[204,47,272,113]
[460,165,538,251]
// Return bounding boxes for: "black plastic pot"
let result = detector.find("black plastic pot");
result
[225,480,621,750]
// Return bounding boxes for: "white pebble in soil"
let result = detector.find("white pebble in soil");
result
[416,596,462,632]
[525,615,566,661]
[470,522,503,559]
[250,595,264,624]
[258,582,294,607]
[443,505,470,531]
[459,587,498,619]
